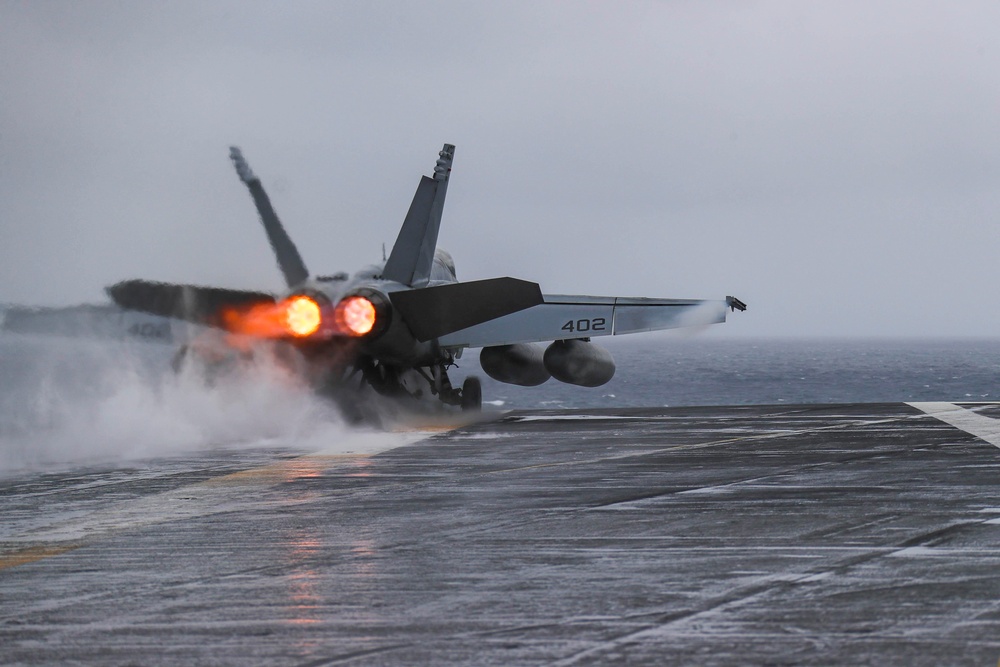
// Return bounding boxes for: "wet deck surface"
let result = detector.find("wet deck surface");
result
[3,402,1000,665]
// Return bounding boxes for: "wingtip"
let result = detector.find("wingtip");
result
[726,296,747,312]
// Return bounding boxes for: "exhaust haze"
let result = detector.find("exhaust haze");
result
[0,335,356,473]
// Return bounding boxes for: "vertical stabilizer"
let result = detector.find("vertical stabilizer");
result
[382,144,454,287]
[230,147,310,288]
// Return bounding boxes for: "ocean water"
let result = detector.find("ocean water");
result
[453,336,1000,410]
[1,332,998,469]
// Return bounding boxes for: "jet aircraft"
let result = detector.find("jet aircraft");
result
[105,144,746,412]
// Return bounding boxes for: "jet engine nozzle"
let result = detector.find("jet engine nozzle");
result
[284,295,322,336]
[334,296,376,336]
[333,289,391,339]
[480,344,551,386]
[543,339,616,387]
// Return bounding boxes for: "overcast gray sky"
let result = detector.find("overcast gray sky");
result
[1,1,997,337]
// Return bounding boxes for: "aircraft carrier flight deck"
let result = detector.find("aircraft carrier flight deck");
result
[3,402,1000,665]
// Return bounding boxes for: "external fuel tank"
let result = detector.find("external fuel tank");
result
[543,339,615,387]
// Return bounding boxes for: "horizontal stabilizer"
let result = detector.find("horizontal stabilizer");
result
[107,280,275,328]
[389,277,543,342]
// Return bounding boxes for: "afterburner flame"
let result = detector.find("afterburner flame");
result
[285,296,322,337]
[223,296,322,339]
[334,296,377,336]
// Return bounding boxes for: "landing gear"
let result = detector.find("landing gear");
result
[359,360,405,397]
[461,376,482,412]
[431,364,481,412]
[323,356,485,417]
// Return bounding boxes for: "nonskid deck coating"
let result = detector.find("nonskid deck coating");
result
[2,403,1000,665]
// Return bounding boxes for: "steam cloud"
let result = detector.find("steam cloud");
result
[0,334,350,473]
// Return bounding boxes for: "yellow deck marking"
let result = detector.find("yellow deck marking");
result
[209,453,373,485]
[0,544,80,571]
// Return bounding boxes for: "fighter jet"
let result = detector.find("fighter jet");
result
[106,144,746,412]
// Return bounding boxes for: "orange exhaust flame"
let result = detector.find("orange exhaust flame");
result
[223,296,322,339]
[285,296,322,337]
[334,296,376,336]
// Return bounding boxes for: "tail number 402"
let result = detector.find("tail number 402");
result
[561,317,606,334]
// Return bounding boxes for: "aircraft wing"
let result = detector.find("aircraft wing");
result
[1,304,188,344]
[436,294,746,349]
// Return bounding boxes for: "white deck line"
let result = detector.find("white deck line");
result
[908,402,1000,449]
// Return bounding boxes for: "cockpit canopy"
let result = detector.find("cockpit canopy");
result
[435,249,456,278]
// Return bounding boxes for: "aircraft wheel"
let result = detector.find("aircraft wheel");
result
[461,376,482,412]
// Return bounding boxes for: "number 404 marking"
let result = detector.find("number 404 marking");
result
[561,317,607,334]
